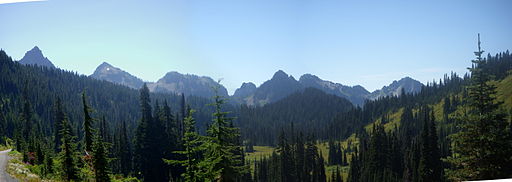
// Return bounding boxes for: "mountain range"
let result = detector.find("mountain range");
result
[20,46,424,106]
[230,70,423,106]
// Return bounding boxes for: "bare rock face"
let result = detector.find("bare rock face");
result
[368,77,423,100]
[91,62,144,89]
[147,71,229,98]
[19,46,56,68]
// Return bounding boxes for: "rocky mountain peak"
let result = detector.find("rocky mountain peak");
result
[19,46,55,68]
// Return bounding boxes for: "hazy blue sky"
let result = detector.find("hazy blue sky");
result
[1,0,511,94]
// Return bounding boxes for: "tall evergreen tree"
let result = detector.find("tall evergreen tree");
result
[53,98,65,151]
[447,34,512,180]
[59,115,80,181]
[134,84,169,181]
[147,101,169,182]
[118,121,132,176]
[165,108,205,182]
[417,108,442,182]
[134,83,152,180]
[98,116,110,144]
[21,84,33,142]
[93,133,111,182]
[82,91,94,152]
[201,85,247,181]
[179,93,186,139]
[277,129,294,181]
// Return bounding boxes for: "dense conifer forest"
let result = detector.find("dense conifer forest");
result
[0,37,511,182]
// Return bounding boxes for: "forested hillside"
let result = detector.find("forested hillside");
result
[248,46,512,182]
[239,88,354,145]
[0,49,233,181]
[0,41,511,182]
[345,48,512,181]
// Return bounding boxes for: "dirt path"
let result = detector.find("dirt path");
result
[0,149,17,182]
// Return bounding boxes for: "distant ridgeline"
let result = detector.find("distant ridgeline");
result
[88,55,423,107]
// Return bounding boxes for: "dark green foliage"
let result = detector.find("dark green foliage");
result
[118,121,132,176]
[134,84,170,181]
[446,35,512,181]
[148,101,170,181]
[239,88,354,145]
[201,87,248,181]
[93,133,111,182]
[134,84,151,180]
[347,153,359,182]
[165,109,205,181]
[59,116,80,181]
[360,123,395,182]
[328,140,344,166]
[254,126,326,182]
[348,106,444,182]
[82,91,95,152]
[0,50,225,181]
[417,108,442,182]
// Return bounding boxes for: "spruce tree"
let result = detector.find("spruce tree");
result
[165,108,205,182]
[147,101,169,182]
[417,108,442,182]
[99,116,110,144]
[54,98,65,152]
[428,111,442,181]
[277,129,293,181]
[201,85,247,181]
[118,121,132,176]
[59,115,80,181]
[93,133,111,182]
[134,83,152,180]
[318,152,327,182]
[82,91,94,152]
[179,93,186,139]
[447,34,512,180]
[21,85,33,142]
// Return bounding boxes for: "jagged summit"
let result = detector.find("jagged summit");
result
[98,62,113,68]
[147,71,229,98]
[19,46,55,68]
[232,82,257,100]
[272,70,291,80]
[368,76,423,100]
[90,62,144,89]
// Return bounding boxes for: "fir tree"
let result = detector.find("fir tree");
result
[417,108,442,182]
[165,108,205,182]
[118,121,132,176]
[54,101,67,151]
[447,34,512,180]
[201,85,247,181]
[147,101,169,181]
[93,133,111,182]
[82,91,94,152]
[134,83,152,180]
[59,115,80,181]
